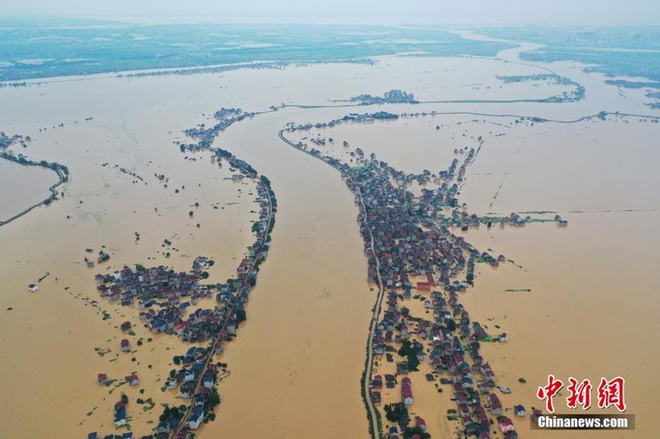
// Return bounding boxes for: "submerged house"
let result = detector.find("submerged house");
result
[114,402,127,427]
[401,377,414,405]
[203,373,214,389]
[489,393,502,415]
[188,408,204,430]
[498,416,515,433]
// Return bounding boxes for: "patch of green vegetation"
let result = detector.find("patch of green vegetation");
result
[205,388,221,413]
[384,402,409,424]
[398,340,421,372]
[405,426,431,439]
[144,398,155,412]
[236,309,247,325]
[95,347,111,357]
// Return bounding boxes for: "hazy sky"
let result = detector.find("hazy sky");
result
[1,0,658,25]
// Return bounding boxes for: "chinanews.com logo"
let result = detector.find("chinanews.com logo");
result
[532,375,634,430]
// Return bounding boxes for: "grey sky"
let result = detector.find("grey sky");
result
[1,0,658,25]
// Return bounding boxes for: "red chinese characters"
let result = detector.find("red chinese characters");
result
[566,377,592,410]
[597,376,627,412]
[537,374,564,413]
[538,375,627,413]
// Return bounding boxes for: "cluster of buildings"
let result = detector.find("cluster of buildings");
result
[93,258,221,437]
[0,131,27,149]
[180,107,255,151]
[157,350,218,436]
[349,89,419,105]
[285,122,533,438]
[96,260,209,338]
[348,161,520,437]
[484,211,568,229]
[92,116,275,438]
[287,111,401,134]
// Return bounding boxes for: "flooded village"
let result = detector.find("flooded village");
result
[88,108,276,439]
[83,103,553,438]
[2,23,659,438]
[281,112,561,439]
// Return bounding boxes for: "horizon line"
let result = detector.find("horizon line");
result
[1,14,659,27]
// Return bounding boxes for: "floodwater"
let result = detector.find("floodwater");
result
[204,110,375,439]
[0,74,262,438]
[0,158,59,221]
[298,113,659,438]
[0,35,658,439]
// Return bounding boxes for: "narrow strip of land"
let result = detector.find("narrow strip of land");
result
[0,156,68,228]
[169,172,274,438]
